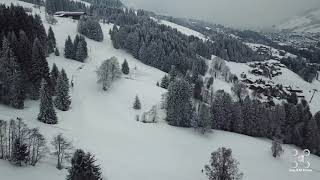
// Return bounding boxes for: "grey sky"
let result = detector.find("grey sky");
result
[122,0,320,29]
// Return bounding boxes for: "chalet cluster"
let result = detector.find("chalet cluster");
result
[248,61,284,79]
[241,76,305,105]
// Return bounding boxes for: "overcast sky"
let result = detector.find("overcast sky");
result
[122,0,320,29]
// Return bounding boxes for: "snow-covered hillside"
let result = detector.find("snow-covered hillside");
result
[151,17,209,41]
[225,60,320,114]
[277,8,320,33]
[0,1,320,180]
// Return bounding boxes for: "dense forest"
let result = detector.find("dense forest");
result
[0,4,50,108]
[45,0,87,14]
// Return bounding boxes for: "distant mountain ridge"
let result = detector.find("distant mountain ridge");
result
[276,8,320,33]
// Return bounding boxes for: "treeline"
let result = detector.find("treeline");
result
[109,11,208,74]
[281,57,318,83]
[84,0,123,8]
[0,4,50,109]
[45,0,87,14]
[18,0,44,6]
[155,16,265,62]
[164,76,320,156]
[109,9,264,75]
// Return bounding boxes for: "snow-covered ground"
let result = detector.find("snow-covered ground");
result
[150,17,209,41]
[0,1,320,180]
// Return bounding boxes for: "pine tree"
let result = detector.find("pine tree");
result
[166,78,193,127]
[205,147,243,180]
[64,36,74,59]
[47,26,56,47]
[193,76,204,100]
[121,59,130,75]
[55,69,71,111]
[75,41,86,62]
[0,37,24,109]
[54,48,60,56]
[73,35,80,60]
[160,75,170,89]
[17,30,32,96]
[12,139,29,166]
[66,149,102,180]
[133,95,141,110]
[47,40,55,54]
[50,63,59,95]
[79,36,88,58]
[271,140,283,158]
[30,38,50,100]
[38,79,58,124]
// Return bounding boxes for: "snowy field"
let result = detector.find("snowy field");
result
[0,1,320,180]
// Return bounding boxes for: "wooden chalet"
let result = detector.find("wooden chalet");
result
[54,11,87,20]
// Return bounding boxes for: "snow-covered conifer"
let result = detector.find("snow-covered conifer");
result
[38,79,57,124]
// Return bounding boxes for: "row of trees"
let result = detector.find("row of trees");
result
[64,34,88,62]
[45,0,87,15]
[38,64,72,124]
[110,20,207,75]
[165,76,320,156]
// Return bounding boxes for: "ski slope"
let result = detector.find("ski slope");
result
[0,1,320,180]
[150,17,208,41]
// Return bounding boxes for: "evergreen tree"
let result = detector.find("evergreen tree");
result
[54,48,60,56]
[64,36,74,59]
[75,41,86,62]
[30,38,50,100]
[73,35,80,60]
[133,95,141,110]
[193,76,204,100]
[47,26,56,47]
[12,139,29,166]
[50,63,59,95]
[204,147,243,180]
[121,59,130,75]
[160,75,170,89]
[54,69,71,111]
[166,78,193,127]
[271,140,284,158]
[47,40,55,54]
[34,15,48,56]
[66,149,102,180]
[38,79,57,124]
[0,37,24,109]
